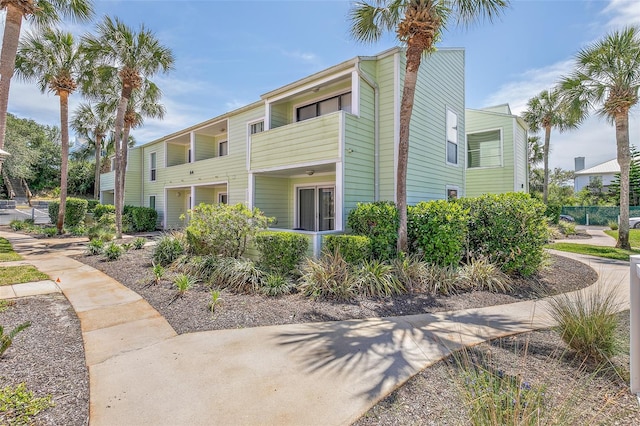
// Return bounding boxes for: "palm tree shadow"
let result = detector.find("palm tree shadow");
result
[272,309,533,399]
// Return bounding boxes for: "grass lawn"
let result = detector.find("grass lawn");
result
[0,266,49,286]
[604,229,640,248]
[547,242,640,261]
[0,237,21,262]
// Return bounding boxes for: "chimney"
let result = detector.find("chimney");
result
[574,157,585,172]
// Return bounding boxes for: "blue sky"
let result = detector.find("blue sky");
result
[5,0,640,172]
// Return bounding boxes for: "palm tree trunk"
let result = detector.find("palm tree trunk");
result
[0,4,24,158]
[396,40,423,253]
[542,126,551,204]
[94,135,103,200]
[57,91,70,234]
[119,124,132,206]
[114,89,131,239]
[615,111,631,250]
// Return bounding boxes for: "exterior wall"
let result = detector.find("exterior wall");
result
[254,176,291,229]
[405,49,466,203]
[514,120,528,192]
[376,52,398,202]
[574,173,616,192]
[195,135,216,161]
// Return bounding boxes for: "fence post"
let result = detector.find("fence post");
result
[586,213,589,226]
[630,255,640,395]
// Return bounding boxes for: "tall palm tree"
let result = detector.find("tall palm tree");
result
[349,0,508,253]
[14,28,82,233]
[521,89,579,204]
[71,102,114,199]
[560,26,640,250]
[81,16,174,238]
[0,0,93,163]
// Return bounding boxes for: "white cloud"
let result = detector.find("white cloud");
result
[603,0,640,28]
[281,49,320,64]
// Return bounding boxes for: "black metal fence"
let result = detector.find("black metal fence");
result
[561,206,640,226]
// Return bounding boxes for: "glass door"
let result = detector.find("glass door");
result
[318,187,334,231]
[298,188,316,231]
[297,186,335,231]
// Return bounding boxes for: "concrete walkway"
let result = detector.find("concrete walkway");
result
[0,231,631,426]
[555,226,617,247]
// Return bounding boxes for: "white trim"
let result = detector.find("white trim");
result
[149,151,157,182]
[250,158,338,174]
[336,161,344,231]
[246,117,265,171]
[190,186,196,210]
[292,89,352,122]
[265,102,271,130]
[248,172,254,209]
[148,194,156,210]
[293,182,336,231]
[163,187,167,229]
[393,51,400,202]
[445,184,461,200]
[218,192,228,204]
[189,131,195,164]
[164,180,228,190]
[266,68,354,104]
[465,127,504,170]
[513,117,519,192]
[351,70,360,117]
[217,140,228,157]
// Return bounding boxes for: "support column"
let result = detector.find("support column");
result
[630,255,640,395]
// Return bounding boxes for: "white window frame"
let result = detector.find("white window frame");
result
[293,90,352,123]
[446,185,460,200]
[446,108,459,166]
[249,120,264,135]
[218,140,228,157]
[466,128,503,169]
[293,182,336,231]
[218,192,228,204]
[149,195,156,210]
[149,152,157,182]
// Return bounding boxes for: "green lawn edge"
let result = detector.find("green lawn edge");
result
[547,242,640,261]
[0,266,49,286]
[0,237,21,262]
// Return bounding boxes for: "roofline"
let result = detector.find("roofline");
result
[466,106,529,130]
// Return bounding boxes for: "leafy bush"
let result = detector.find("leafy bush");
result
[0,382,54,425]
[92,204,116,221]
[174,255,220,283]
[347,201,398,260]
[545,203,562,224]
[9,219,25,231]
[210,258,263,294]
[85,239,104,256]
[255,231,308,275]
[47,197,88,227]
[547,286,621,362]
[86,199,100,212]
[458,257,512,293]
[41,227,57,237]
[87,212,116,242]
[408,200,468,266]
[298,250,359,300]
[103,242,124,261]
[391,254,428,293]
[0,321,31,357]
[132,237,147,250]
[608,220,619,231]
[152,232,186,266]
[323,235,372,264]
[424,264,461,295]
[260,273,295,297]
[357,259,405,298]
[123,205,158,232]
[68,224,87,236]
[184,203,269,258]
[558,220,577,236]
[461,193,548,276]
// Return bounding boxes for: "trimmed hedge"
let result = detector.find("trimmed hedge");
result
[48,198,88,227]
[323,234,372,264]
[255,231,309,275]
[125,206,158,232]
[460,193,548,277]
[408,200,468,266]
[347,201,398,260]
[93,204,115,221]
[87,199,100,212]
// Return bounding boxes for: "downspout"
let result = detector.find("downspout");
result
[355,60,380,201]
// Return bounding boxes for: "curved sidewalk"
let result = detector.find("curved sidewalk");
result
[1,231,630,426]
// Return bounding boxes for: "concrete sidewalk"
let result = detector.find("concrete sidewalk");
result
[555,227,617,247]
[1,231,630,426]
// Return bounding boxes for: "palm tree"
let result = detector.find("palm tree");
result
[521,89,579,204]
[81,16,174,238]
[14,28,82,234]
[349,0,508,253]
[527,135,543,168]
[560,26,640,250]
[0,0,93,164]
[71,102,114,199]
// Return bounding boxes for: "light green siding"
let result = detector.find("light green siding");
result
[166,142,188,167]
[100,171,115,192]
[514,122,528,192]
[376,53,398,202]
[195,134,216,161]
[124,148,143,206]
[254,176,291,228]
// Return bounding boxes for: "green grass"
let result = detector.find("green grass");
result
[0,237,21,262]
[547,242,640,261]
[0,266,49,286]
[604,229,640,248]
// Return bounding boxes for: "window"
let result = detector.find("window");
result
[187,148,191,163]
[218,193,228,204]
[296,92,352,122]
[218,141,228,157]
[149,152,157,181]
[467,130,502,168]
[447,187,459,200]
[250,121,264,135]
[446,109,458,165]
[149,195,156,210]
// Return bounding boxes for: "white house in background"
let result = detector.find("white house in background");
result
[574,156,619,193]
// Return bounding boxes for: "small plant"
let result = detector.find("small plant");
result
[173,273,196,296]
[0,382,54,425]
[85,239,104,256]
[132,237,147,250]
[260,273,294,297]
[0,300,15,313]
[391,254,427,293]
[209,289,222,314]
[608,220,619,231]
[68,224,87,236]
[211,258,263,293]
[153,232,186,266]
[459,257,512,293]
[9,219,25,231]
[41,227,57,237]
[424,264,461,295]
[0,321,31,357]
[547,285,621,362]
[557,220,577,236]
[357,259,405,298]
[103,242,125,261]
[121,242,133,251]
[151,262,165,286]
[298,250,359,300]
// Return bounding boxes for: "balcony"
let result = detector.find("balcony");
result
[250,111,343,171]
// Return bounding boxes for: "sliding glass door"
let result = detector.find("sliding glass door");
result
[297,186,335,231]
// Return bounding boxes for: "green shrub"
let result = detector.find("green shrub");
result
[85,239,104,256]
[298,250,359,300]
[0,382,54,425]
[260,273,295,296]
[460,193,548,277]
[132,237,147,250]
[408,200,468,266]
[173,273,196,295]
[152,232,186,266]
[210,258,263,293]
[347,201,398,260]
[458,257,512,293]
[608,220,619,231]
[9,219,25,231]
[558,220,577,236]
[174,255,220,283]
[123,205,158,232]
[41,227,57,237]
[424,264,461,295]
[0,321,31,357]
[547,286,621,362]
[47,197,88,227]
[255,231,308,275]
[92,204,116,221]
[545,203,562,224]
[87,211,116,242]
[357,259,405,298]
[103,242,124,261]
[68,224,87,236]
[86,199,100,212]
[391,254,428,293]
[323,235,372,264]
[184,203,269,258]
